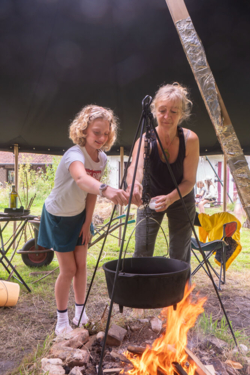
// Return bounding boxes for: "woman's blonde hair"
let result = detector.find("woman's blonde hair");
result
[69,105,118,151]
[151,82,193,124]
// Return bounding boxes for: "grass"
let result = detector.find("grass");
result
[195,313,246,344]
[1,200,250,374]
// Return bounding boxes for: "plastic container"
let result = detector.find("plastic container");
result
[0,280,20,307]
[149,198,157,210]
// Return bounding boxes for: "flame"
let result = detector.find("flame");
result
[124,284,207,375]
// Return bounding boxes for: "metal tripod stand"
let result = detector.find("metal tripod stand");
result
[78,95,238,375]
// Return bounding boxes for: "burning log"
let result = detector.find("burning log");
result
[172,362,188,375]
[123,285,207,375]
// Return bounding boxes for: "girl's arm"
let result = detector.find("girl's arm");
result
[69,161,128,206]
[79,193,97,245]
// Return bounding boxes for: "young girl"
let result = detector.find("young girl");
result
[37,105,128,335]
[195,180,206,205]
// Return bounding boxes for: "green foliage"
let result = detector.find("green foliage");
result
[227,202,235,212]
[0,156,62,213]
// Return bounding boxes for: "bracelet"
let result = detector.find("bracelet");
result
[128,182,142,189]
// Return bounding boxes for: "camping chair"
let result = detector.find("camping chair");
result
[89,214,135,248]
[191,221,238,290]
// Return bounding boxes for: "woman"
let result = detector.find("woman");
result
[38,105,128,335]
[198,176,217,213]
[127,83,199,263]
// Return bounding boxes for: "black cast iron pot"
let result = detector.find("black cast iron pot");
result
[102,257,190,309]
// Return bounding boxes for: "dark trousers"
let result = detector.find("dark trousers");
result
[134,201,196,264]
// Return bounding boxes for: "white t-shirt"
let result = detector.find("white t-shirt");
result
[45,145,107,216]
[204,184,217,200]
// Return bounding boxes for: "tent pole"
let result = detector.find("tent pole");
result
[223,155,227,212]
[165,0,250,222]
[118,146,124,246]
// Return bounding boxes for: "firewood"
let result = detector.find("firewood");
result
[103,368,123,374]
[172,361,188,375]
[185,347,213,375]
[110,351,132,365]
[127,345,146,355]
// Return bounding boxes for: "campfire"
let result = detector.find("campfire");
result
[123,284,207,375]
[42,283,208,375]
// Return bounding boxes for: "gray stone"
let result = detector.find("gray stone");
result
[150,317,162,333]
[49,345,75,361]
[65,349,89,367]
[138,319,149,324]
[96,331,105,341]
[106,324,127,346]
[69,366,83,375]
[239,343,248,353]
[41,358,65,375]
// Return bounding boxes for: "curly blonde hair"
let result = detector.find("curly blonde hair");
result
[151,82,193,124]
[69,105,118,151]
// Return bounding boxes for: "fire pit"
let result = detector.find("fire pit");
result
[103,257,190,310]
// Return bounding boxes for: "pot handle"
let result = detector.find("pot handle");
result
[119,272,137,278]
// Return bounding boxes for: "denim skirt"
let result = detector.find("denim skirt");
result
[37,204,94,253]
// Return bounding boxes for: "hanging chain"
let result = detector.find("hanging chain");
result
[142,116,152,205]
[141,111,154,253]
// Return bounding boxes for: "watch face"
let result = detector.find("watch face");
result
[100,184,106,190]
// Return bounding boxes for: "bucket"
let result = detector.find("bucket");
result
[0,280,20,307]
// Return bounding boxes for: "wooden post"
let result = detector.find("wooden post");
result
[13,144,19,249]
[223,155,227,212]
[14,144,19,192]
[165,0,250,221]
[119,147,124,246]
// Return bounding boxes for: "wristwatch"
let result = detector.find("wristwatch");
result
[99,183,108,197]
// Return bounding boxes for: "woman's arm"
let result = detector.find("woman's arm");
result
[126,137,145,206]
[154,131,200,211]
[69,161,128,206]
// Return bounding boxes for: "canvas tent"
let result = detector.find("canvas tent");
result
[0,0,250,156]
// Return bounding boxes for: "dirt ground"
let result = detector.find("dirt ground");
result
[1,265,250,375]
[0,199,249,374]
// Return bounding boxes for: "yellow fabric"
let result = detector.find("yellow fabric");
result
[198,212,242,270]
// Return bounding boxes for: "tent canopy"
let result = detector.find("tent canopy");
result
[1,0,250,156]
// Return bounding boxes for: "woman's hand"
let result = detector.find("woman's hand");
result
[126,183,143,207]
[154,195,173,212]
[79,221,92,245]
[103,187,129,206]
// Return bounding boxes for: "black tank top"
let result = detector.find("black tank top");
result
[147,126,194,205]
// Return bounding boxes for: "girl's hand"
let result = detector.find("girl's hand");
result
[103,186,129,206]
[154,195,173,212]
[79,222,91,245]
